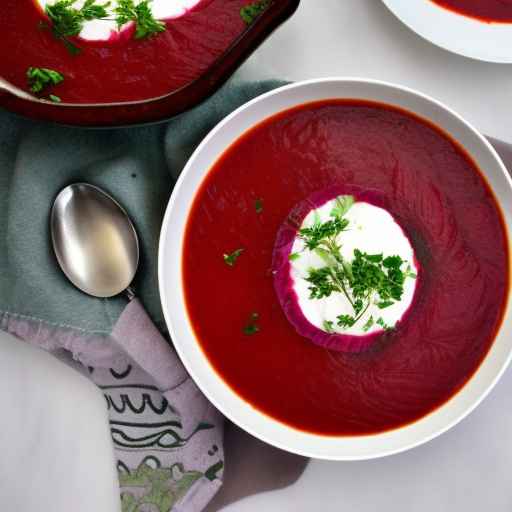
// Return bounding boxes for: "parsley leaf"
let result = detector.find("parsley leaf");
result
[330,195,355,219]
[383,255,403,268]
[354,298,364,315]
[223,248,244,267]
[365,253,383,263]
[243,324,259,335]
[81,0,111,19]
[337,314,355,328]
[289,252,300,262]
[115,0,166,39]
[323,320,335,333]
[299,216,349,251]
[44,0,110,54]
[362,315,374,332]
[27,67,64,94]
[306,267,337,299]
[377,317,394,331]
[243,312,260,336]
[240,0,272,25]
[255,198,264,214]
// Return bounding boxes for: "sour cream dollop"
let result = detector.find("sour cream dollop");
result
[272,189,419,352]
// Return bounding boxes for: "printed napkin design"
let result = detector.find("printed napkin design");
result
[90,362,224,512]
[92,299,224,512]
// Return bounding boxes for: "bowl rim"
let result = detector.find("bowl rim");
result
[380,0,512,63]
[158,77,512,460]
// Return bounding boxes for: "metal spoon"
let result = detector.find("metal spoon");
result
[0,75,181,108]
[51,183,138,299]
[0,77,40,102]
[51,182,183,386]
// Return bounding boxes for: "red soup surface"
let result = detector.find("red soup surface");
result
[183,100,509,436]
[0,0,251,103]
[430,0,512,23]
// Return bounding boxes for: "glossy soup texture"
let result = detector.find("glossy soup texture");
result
[430,0,512,22]
[183,100,509,436]
[0,0,249,103]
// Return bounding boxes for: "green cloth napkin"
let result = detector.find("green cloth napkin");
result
[0,79,283,336]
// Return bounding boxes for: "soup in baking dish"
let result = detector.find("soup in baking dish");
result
[183,99,509,436]
[0,0,269,103]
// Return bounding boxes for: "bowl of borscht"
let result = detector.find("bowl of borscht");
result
[0,0,299,126]
[159,78,512,460]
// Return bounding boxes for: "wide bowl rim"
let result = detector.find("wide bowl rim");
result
[158,77,512,460]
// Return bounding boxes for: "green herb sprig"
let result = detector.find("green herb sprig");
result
[115,0,166,39]
[254,198,264,214]
[44,0,111,54]
[223,248,244,267]
[376,317,393,331]
[295,195,416,332]
[43,0,165,54]
[240,0,272,25]
[27,67,64,97]
[243,312,260,336]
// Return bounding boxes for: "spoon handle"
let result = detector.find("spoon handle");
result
[0,77,40,102]
[125,285,136,301]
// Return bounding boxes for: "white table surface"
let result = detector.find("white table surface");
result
[3,1,512,510]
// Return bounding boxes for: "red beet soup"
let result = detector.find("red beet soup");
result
[0,0,255,103]
[430,0,512,23]
[183,100,509,436]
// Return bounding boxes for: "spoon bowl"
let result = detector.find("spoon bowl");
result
[51,183,139,298]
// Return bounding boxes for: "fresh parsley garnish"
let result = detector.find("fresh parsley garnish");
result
[255,198,264,214]
[299,217,349,252]
[44,0,111,54]
[243,312,260,336]
[289,252,300,262]
[305,267,337,299]
[49,94,62,103]
[362,315,374,332]
[296,195,416,333]
[377,317,393,332]
[42,0,165,53]
[337,314,355,328]
[240,0,272,24]
[330,195,354,219]
[27,67,64,94]
[115,0,166,39]
[323,320,334,333]
[223,248,244,267]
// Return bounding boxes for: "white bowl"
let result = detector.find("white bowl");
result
[159,78,512,460]
[381,0,512,63]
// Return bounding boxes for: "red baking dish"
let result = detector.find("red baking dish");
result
[0,0,300,127]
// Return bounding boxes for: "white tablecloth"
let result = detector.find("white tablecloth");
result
[3,1,512,510]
